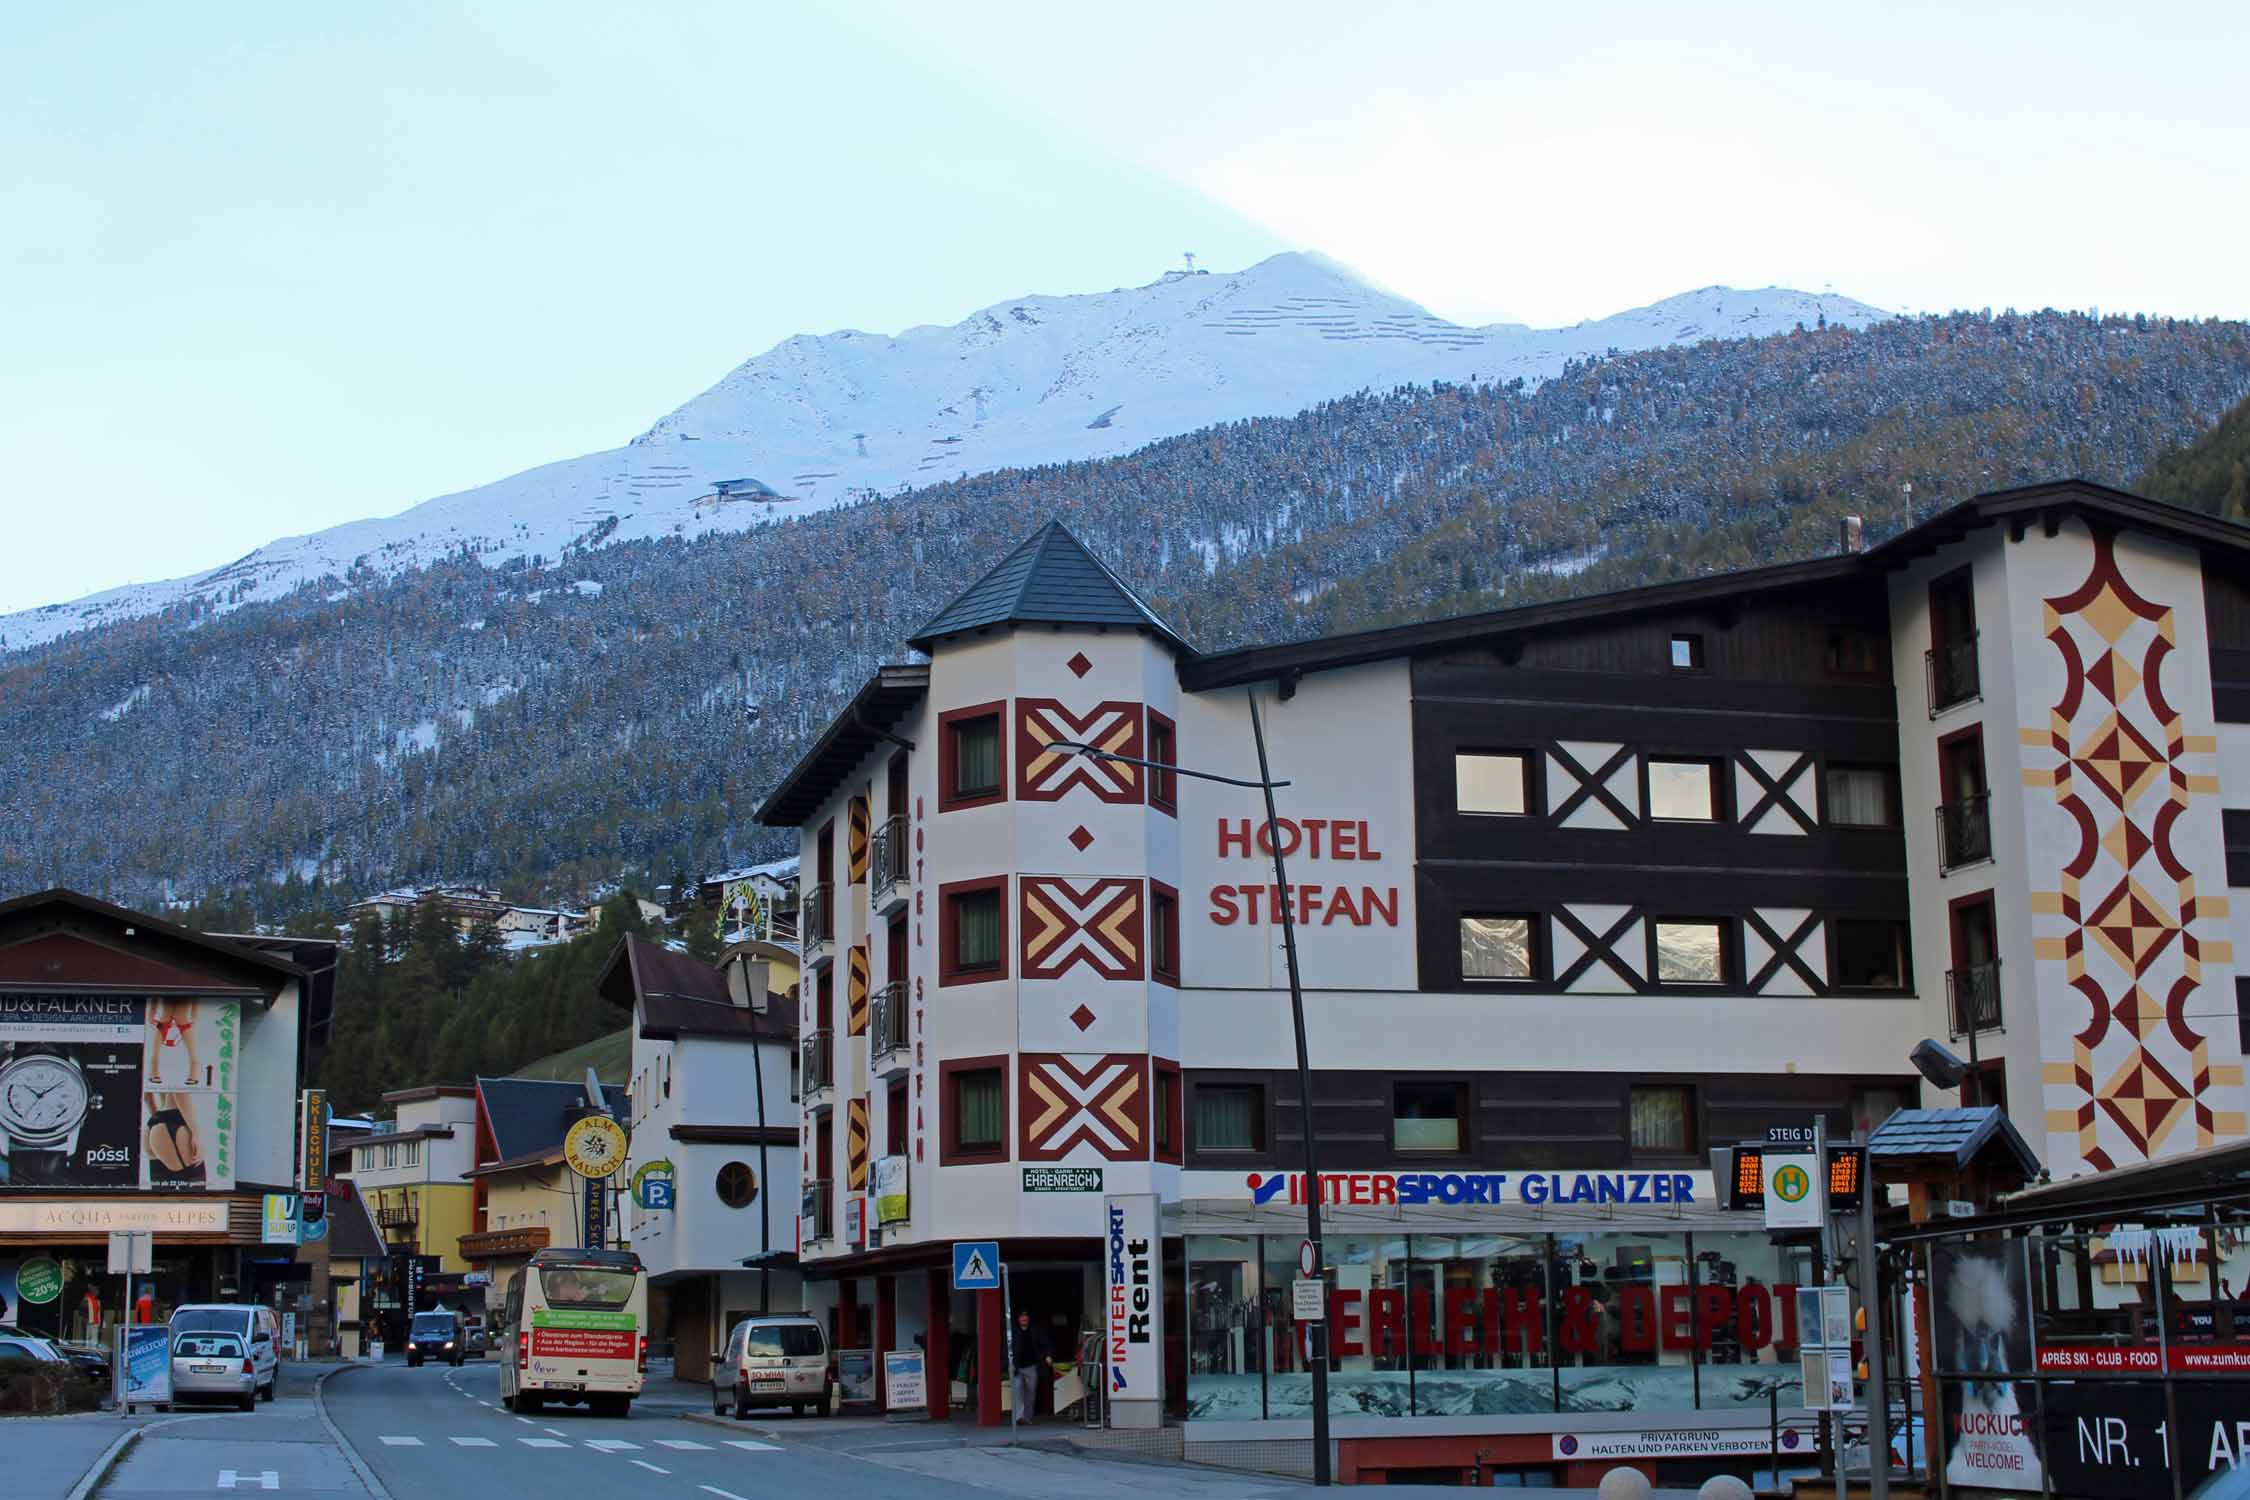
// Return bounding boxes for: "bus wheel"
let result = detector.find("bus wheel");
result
[518,1393,542,1415]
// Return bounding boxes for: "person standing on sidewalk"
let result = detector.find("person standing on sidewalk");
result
[1011,1310,1049,1423]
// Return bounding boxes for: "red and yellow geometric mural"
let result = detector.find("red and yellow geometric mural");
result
[2025,530,2240,1169]
[1016,699,1142,803]
[1017,1053,1146,1161]
[1020,876,1143,981]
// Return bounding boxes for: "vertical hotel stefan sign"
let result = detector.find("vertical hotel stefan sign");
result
[1104,1193,1162,1427]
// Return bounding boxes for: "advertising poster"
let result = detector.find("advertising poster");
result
[836,1350,876,1405]
[0,1261,16,1323]
[1104,1193,1163,1424]
[142,998,238,1190]
[1,995,145,1188]
[120,1323,173,1406]
[1932,1240,2041,1491]
[872,1154,909,1224]
[882,1349,927,1413]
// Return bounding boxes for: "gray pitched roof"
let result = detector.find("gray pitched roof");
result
[1867,1107,2040,1176]
[476,1075,628,1163]
[908,521,1189,654]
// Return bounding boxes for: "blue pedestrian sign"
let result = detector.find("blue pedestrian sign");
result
[952,1240,1001,1290]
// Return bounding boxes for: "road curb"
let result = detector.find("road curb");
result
[680,1408,787,1440]
[311,1363,393,1500]
[63,1410,222,1500]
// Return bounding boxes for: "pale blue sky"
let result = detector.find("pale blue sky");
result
[6,2,2245,614]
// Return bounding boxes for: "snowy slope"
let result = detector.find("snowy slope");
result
[1,253,1884,648]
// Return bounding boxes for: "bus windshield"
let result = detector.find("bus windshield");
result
[537,1265,638,1308]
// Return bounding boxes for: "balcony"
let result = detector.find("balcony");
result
[803,882,834,962]
[871,981,910,1075]
[1937,792,1994,870]
[1925,631,1982,715]
[800,1028,834,1098]
[802,1180,834,1244]
[870,816,909,914]
[1948,959,2004,1039]
[375,1202,418,1231]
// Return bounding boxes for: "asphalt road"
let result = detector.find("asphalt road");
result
[322,1359,1009,1500]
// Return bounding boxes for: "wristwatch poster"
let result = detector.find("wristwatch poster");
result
[0,995,152,1188]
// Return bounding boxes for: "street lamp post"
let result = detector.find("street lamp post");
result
[1050,685,1332,1486]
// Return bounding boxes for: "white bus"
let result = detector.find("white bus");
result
[499,1248,648,1416]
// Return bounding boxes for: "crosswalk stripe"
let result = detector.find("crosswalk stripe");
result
[654,1440,712,1450]
[520,1438,570,1449]
[630,1460,671,1474]
[723,1440,780,1451]
[584,1439,641,1451]
[450,1437,498,1447]
[379,1436,423,1446]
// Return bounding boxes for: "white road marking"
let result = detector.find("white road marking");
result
[450,1437,498,1447]
[479,1401,495,1408]
[629,1460,671,1474]
[702,1489,753,1500]
[520,1438,570,1449]
[654,1439,713,1450]
[723,1440,780,1451]
[378,1436,424,1447]
[216,1473,279,1491]
[584,1438,641,1451]
[516,1416,537,1425]
[543,1427,567,1436]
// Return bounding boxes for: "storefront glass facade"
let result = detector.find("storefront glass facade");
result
[1187,1230,1815,1420]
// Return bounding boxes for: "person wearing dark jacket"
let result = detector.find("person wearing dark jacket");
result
[1010,1310,1049,1421]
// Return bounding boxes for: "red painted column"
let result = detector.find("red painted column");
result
[874,1275,896,1409]
[976,1285,1004,1426]
[926,1269,951,1421]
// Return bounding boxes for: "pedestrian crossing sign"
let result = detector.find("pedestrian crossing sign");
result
[953,1240,1001,1290]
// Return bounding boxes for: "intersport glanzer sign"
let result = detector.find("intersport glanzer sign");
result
[1244,1168,1712,1209]
[1103,1193,1162,1427]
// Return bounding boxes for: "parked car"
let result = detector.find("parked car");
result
[406,1310,465,1368]
[170,1306,279,1402]
[710,1315,831,1420]
[171,1331,259,1411]
[53,1339,111,1386]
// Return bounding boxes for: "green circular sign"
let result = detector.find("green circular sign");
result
[1773,1165,1812,1204]
[16,1255,64,1304]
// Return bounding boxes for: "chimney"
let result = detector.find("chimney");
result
[727,957,771,1013]
[1840,514,1865,555]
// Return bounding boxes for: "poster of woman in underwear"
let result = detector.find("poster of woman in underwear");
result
[139,1000,238,1190]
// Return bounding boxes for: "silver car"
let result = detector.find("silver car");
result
[172,1331,258,1410]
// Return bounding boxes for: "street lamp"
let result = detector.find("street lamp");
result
[1049,686,1333,1485]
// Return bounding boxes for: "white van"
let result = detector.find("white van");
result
[499,1248,647,1417]
[710,1315,831,1420]
[170,1305,280,1402]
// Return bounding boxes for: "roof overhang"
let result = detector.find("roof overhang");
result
[0,888,308,1006]
[755,664,928,828]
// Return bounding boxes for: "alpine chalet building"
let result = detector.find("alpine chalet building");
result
[755,480,2249,1487]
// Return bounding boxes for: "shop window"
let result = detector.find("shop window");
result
[939,877,1007,986]
[1553,1230,1693,1399]
[1669,633,1705,670]
[1150,881,1181,985]
[1147,710,1178,815]
[1647,759,1721,821]
[1824,764,1897,827]
[1393,1081,1466,1153]
[1653,919,1729,985]
[716,1161,756,1209]
[1460,915,1535,982]
[1691,1230,1816,1405]
[1184,1236,1266,1419]
[942,1058,1007,1162]
[1629,1086,1694,1155]
[1833,919,1910,990]
[938,702,1006,812]
[1456,751,1531,815]
[1193,1083,1264,1153]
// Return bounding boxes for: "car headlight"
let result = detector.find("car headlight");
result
[443,1341,454,1348]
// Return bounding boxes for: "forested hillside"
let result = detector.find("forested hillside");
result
[6,308,2248,916]
[2140,388,2250,520]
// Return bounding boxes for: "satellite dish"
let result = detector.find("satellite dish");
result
[1910,1038,1968,1091]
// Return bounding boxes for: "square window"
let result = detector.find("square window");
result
[1825,765,1896,827]
[1670,634,1705,670]
[1654,919,1728,985]
[1148,712,1178,814]
[952,1068,1004,1155]
[1630,1085,1694,1154]
[1394,1081,1465,1153]
[1648,759,1719,821]
[951,716,1000,798]
[1193,1084,1264,1153]
[1150,882,1181,984]
[940,879,1007,985]
[1460,915,1535,981]
[1834,918,1910,989]
[1455,751,1530,815]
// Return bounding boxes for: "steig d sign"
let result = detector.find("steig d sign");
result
[1103,1194,1162,1428]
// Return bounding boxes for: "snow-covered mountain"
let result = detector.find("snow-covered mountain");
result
[1,253,1884,649]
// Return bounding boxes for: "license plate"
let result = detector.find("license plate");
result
[546,1381,584,1393]
[752,1376,784,1387]
[194,1364,227,1374]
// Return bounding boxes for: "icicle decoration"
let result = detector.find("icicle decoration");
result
[2157,1225,2203,1266]
[2109,1228,2152,1267]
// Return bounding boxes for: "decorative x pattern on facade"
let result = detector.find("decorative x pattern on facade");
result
[1546,742,1639,830]
[846,943,870,1036]
[847,795,870,883]
[1018,1054,1146,1161]
[1734,751,1818,835]
[1017,699,1142,803]
[1020,876,1143,981]
[845,1096,869,1189]
[1742,909,1825,995]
